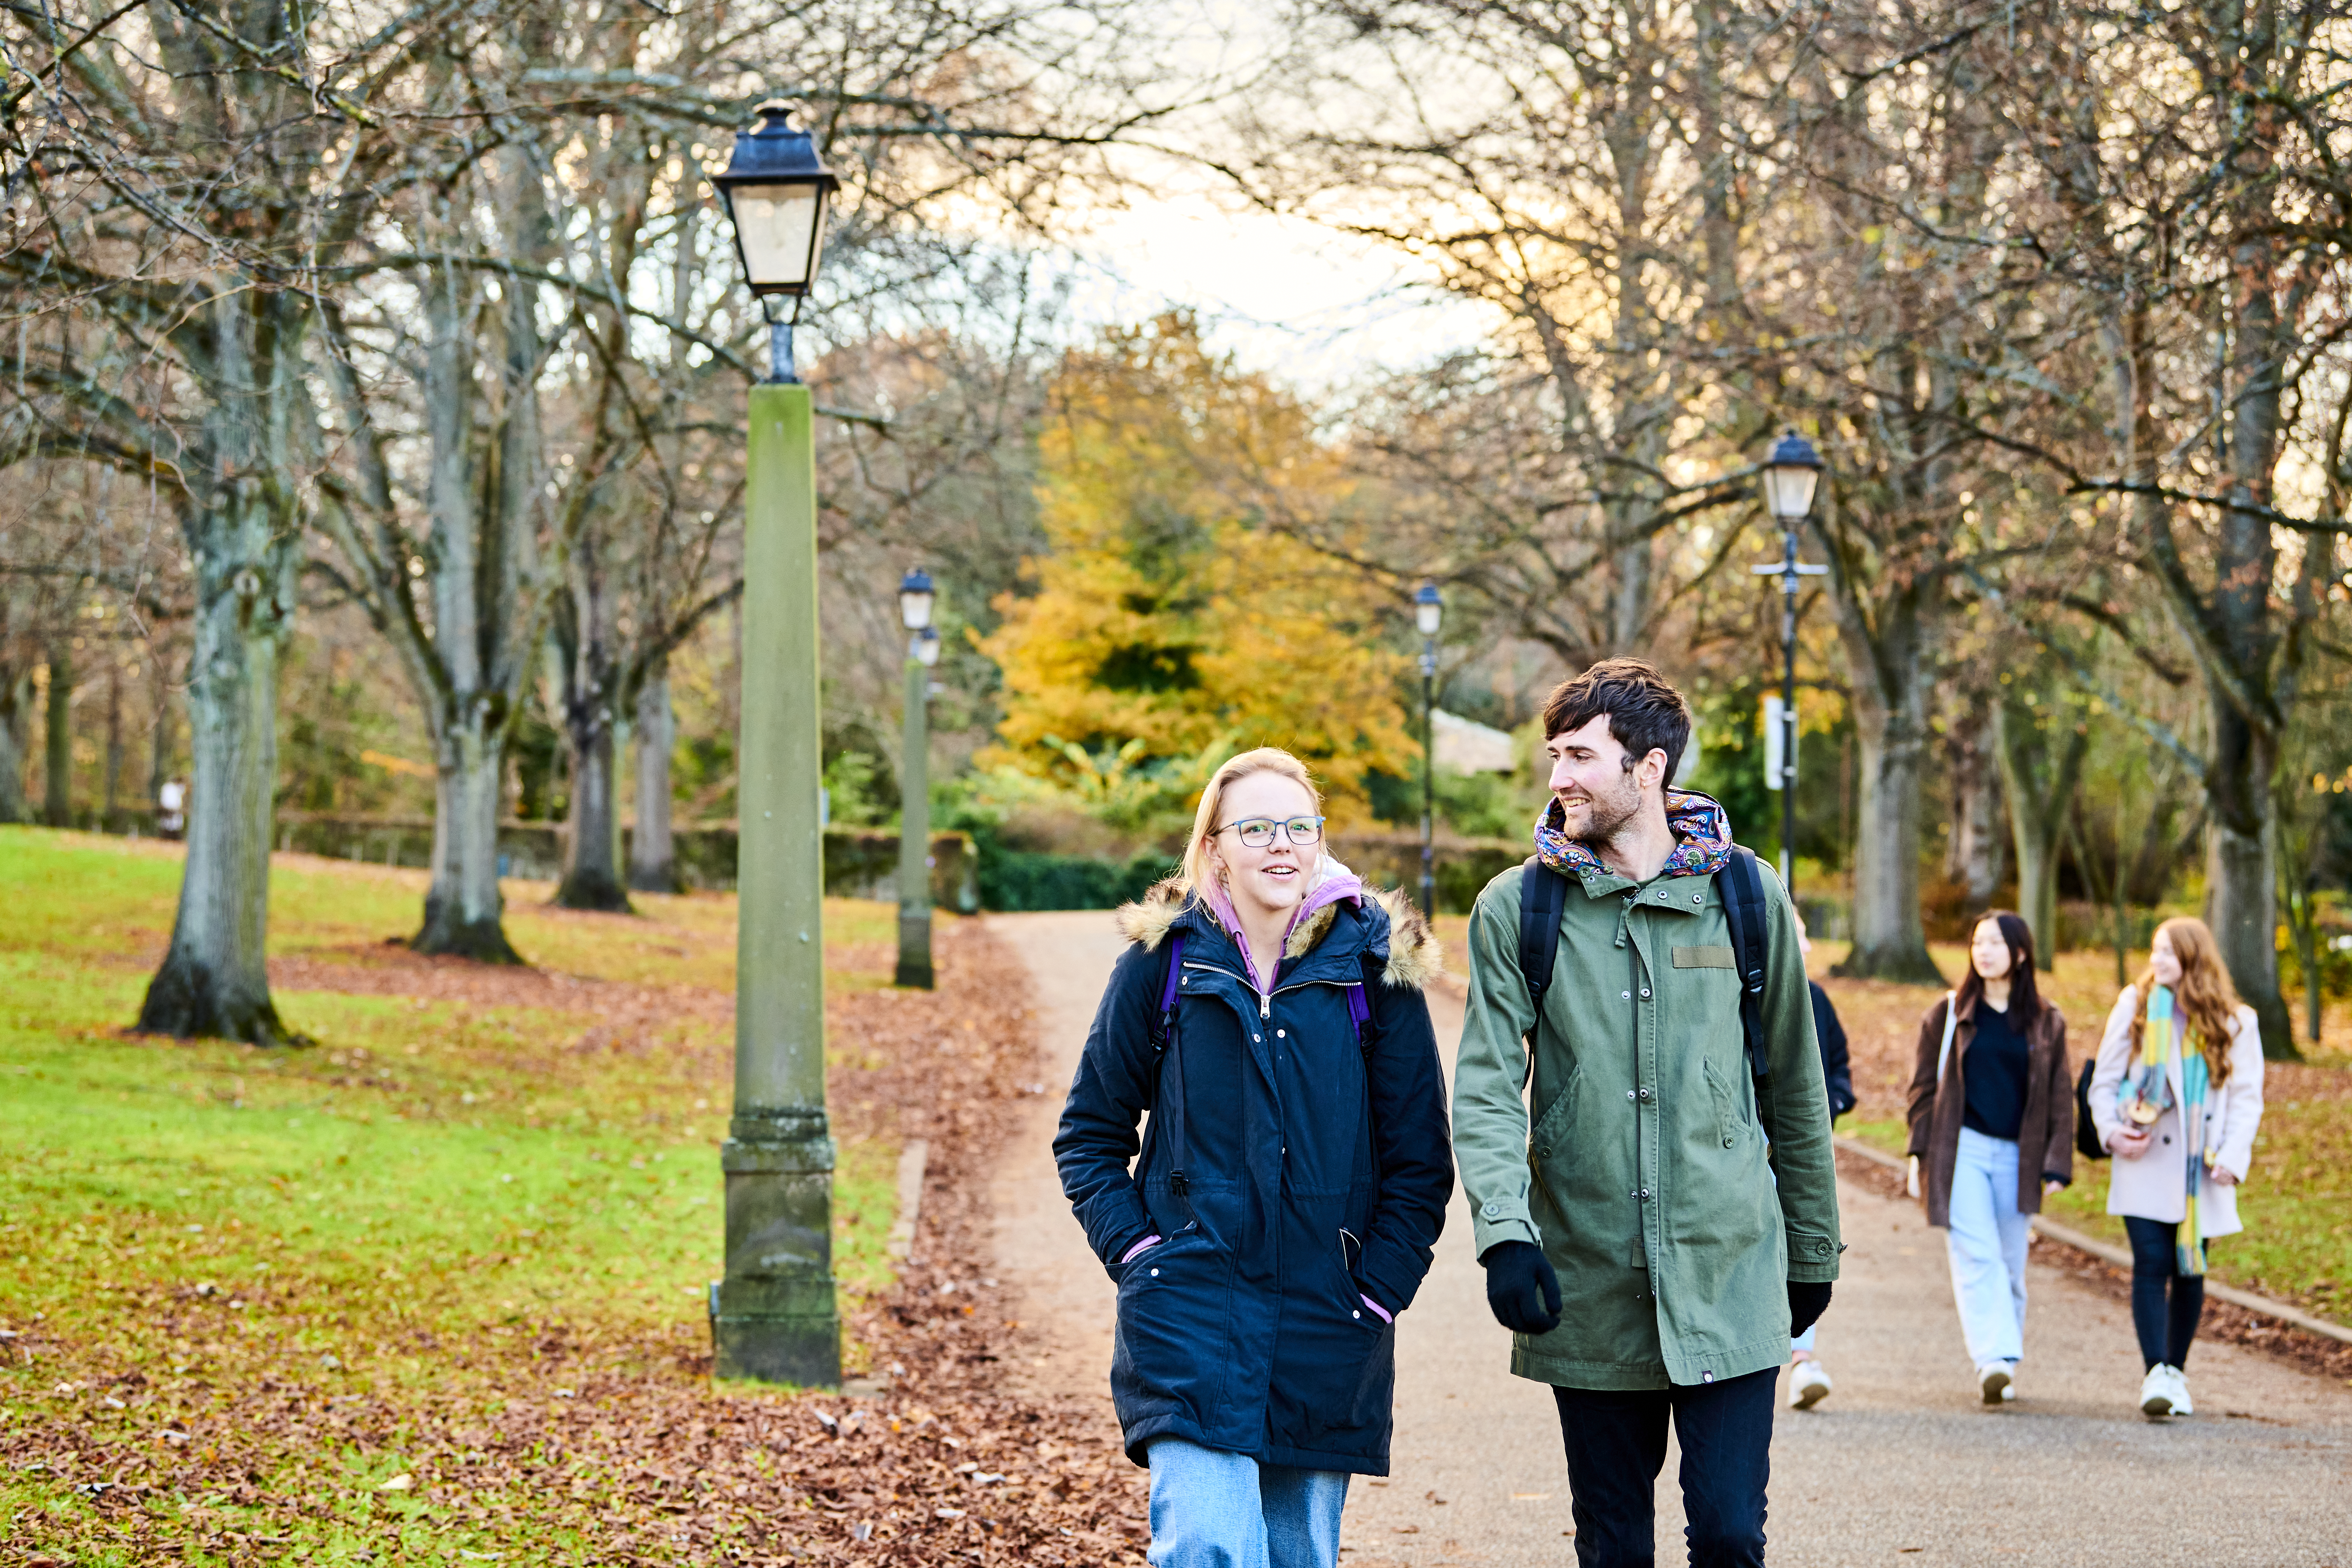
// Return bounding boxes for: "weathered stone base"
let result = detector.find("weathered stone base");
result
[710,1276,840,1386]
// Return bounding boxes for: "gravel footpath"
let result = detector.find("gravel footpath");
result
[992,911,2352,1567]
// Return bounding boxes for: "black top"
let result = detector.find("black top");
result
[1809,981,1856,1119]
[1961,1000,2031,1141]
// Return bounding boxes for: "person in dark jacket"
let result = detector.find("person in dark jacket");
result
[1788,909,1856,1409]
[1905,909,2073,1406]
[1055,748,1451,1568]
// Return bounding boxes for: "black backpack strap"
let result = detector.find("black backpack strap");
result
[1148,934,1191,1201]
[1716,847,1771,1083]
[1518,856,1569,1062]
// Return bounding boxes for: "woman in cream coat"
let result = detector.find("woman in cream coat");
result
[2088,916,2264,1421]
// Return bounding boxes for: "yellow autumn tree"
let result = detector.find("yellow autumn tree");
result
[979,314,1413,825]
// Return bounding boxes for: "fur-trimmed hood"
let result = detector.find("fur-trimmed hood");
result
[1114,877,1444,991]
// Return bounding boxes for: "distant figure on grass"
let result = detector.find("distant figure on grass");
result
[1905,911,2074,1406]
[158,777,186,840]
[1453,659,1840,1568]
[1053,747,1452,1568]
[1787,909,1856,1412]
[2087,916,2265,1421]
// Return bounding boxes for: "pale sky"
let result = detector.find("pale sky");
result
[1056,199,1497,391]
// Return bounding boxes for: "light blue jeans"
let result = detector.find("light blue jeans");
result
[1945,1126,2031,1368]
[1146,1437,1350,1568]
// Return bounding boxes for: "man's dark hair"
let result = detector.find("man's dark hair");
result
[1541,658,1693,784]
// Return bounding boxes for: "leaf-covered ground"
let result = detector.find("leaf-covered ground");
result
[0,828,1146,1564]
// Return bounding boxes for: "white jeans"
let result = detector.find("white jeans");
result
[1944,1127,2031,1367]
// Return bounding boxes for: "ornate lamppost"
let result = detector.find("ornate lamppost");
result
[895,569,938,989]
[1414,582,1443,916]
[1752,431,1828,893]
[708,102,842,1385]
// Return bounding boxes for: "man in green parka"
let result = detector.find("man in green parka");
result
[1454,659,1840,1568]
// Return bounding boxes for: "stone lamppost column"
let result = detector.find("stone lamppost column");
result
[710,377,839,1386]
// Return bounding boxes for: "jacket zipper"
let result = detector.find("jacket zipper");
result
[1180,959,1335,1020]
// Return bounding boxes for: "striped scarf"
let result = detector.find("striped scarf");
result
[2139,987,2209,1277]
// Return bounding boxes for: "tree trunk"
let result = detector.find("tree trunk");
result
[103,650,124,828]
[1946,717,2004,909]
[44,640,72,827]
[555,704,630,911]
[136,519,299,1045]
[629,671,677,893]
[147,650,173,811]
[1824,548,1943,984]
[417,712,521,960]
[1838,711,1944,982]
[0,661,28,824]
[2205,703,2290,1054]
[1993,699,2087,965]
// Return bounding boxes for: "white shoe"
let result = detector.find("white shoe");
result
[1978,1361,2014,1405]
[1789,1359,1833,1410]
[2172,1368,2194,1416]
[2139,1364,2179,1418]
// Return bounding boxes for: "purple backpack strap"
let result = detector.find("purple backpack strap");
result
[1158,933,1185,1025]
[1346,980,1371,1050]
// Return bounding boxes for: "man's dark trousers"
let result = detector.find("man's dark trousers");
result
[1552,1367,1775,1567]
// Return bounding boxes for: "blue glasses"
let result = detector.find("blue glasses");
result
[1215,816,1325,849]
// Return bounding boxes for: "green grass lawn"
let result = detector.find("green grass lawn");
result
[0,827,907,1563]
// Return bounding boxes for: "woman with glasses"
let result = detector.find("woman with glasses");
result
[1055,748,1452,1568]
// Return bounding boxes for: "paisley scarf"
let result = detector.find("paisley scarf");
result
[1533,787,1737,883]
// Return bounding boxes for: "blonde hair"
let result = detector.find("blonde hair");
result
[1180,748,1323,899]
[2131,916,2245,1089]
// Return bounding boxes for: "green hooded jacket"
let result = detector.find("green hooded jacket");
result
[1452,791,1842,1391]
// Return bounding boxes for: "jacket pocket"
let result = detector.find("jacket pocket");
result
[1530,1067,1583,1162]
[1705,1059,1740,1150]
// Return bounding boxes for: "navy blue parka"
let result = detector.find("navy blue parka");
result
[1054,879,1452,1473]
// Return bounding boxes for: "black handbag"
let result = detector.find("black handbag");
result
[2075,1056,2109,1161]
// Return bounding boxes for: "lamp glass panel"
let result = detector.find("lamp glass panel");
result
[1416,603,1443,636]
[730,183,823,289]
[899,588,935,630]
[1762,463,1819,521]
[912,632,942,667]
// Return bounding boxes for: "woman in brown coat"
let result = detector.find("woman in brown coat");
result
[1904,911,2074,1405]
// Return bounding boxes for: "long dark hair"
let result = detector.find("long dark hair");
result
[1953,909,2042,1027]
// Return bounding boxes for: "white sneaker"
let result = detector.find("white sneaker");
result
[2139,1364,2179,1418]
[1789,1359,1833,1410]
[2172,1368,2194,1416]
[1978,1361,2014,1405]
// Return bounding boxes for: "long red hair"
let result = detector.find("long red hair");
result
[2130,916,2243,1089]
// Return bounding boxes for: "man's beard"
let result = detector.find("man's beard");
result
[1565,769,1642,846]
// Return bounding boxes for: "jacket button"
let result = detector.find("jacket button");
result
[1150,1268,1160,1277]
[1693,895,1703,905]
[1482,1201,1501,1218]
[1352,1309,1361,1320]
[1627,1090,1637,1100]
[1621,991,1632,1000]
[1641,989,1651,998]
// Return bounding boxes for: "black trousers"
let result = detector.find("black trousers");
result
[1552,1367,1775,1568]
[2122,1215,2209,1370]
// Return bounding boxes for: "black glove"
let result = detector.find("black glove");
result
[1480,1240,1563,1335]
[1788,1280,1832,1338]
